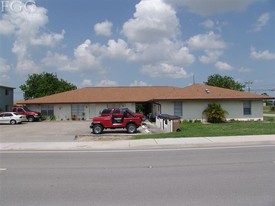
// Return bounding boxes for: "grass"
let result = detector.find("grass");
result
[134,121,275,139]
[264,106,275,114]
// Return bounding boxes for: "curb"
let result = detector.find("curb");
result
[1,135,275,151]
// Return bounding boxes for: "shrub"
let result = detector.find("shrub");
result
[194,119,201,123]
[203,103,228,123]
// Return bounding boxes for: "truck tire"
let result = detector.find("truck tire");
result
[28,116,35,122]
[126,123,137,133]
[93,124,103,134]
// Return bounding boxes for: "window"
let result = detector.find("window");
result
[41,105,54,116]
[174,102,182,117]
[5,89,9,95]
[243,101,251,115]
[71,104,84,117]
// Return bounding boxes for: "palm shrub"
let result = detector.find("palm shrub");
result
[203,103,228,123]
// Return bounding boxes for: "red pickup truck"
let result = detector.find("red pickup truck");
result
[90,108,142,134]
[12,106,41,122]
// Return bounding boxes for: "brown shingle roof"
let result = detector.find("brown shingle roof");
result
[17,84,273,105]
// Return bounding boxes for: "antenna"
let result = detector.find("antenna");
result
[245,81,253,93]
[193,74,195,85]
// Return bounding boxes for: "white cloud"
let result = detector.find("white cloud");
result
[96,79,118,87]
[170,46,195,66]
[0,0,66,74]
[15,59,40,74]
[42,52,70,67]
[250,48,275,60]
[43,40,105,73]
[122,0,180,44]
[187,32,227,65]
[187,31,227,50]
[0,74,11,83]
[199,50,223,64]
[141,63,192,79]
[200,19,226,31]
[106,39,132,59]
[0,58,11,74]
[238,67,251,73]
[252,12,270,32]
[94,20,113,37]
[165,0,263,16]
[0,19,15,35]
[130,80,150,86]
[81,79,93,87]
[214,61,233,71]
[0,58,12,85]
[30,30,65,47]
[201,19,215,29]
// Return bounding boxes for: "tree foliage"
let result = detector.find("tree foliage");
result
[205,74,245,91]
[20,72,77,99]
[203,103,228,123]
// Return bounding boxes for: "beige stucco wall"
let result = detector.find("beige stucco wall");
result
[27,100,263,121]
[159,100,263,121]
[54,104,71,120]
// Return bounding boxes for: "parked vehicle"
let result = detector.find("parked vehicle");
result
[90,108,142,134]
[0,112,27,125]
[100,108,145,121]
[12,106,41,122]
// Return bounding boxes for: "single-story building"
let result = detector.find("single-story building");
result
[0,85,15,112]
[16,84,273,121]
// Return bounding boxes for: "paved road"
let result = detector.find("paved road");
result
[1,145,275,206]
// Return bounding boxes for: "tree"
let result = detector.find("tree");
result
[203,103,228,123]
[205,74,245,91]
[20,72,77,99]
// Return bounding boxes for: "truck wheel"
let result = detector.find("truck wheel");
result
[28,116,35,122]
[127,123,137,133]
[93,124,103,134]
[10,119,16,125]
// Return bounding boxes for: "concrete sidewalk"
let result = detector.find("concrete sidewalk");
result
[1,135,275,151]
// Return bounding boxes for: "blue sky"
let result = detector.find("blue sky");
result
[0,0,274,100]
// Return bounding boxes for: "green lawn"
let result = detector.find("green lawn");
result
[134,121,275,139]
[264,106,275,114]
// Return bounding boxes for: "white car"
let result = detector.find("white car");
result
[0,112,27,125]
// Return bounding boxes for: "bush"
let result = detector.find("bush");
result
[203,103,228,123]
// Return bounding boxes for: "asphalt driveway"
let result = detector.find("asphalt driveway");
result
[0,121,156,143]
[0,121,94,142]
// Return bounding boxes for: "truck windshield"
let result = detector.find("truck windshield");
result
[23,106,31,111]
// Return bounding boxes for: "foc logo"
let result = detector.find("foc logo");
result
[1,0,36,13]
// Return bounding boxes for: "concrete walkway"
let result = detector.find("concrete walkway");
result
[1,135,275,151]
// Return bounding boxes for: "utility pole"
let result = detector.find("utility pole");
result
[245,81,253,93]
